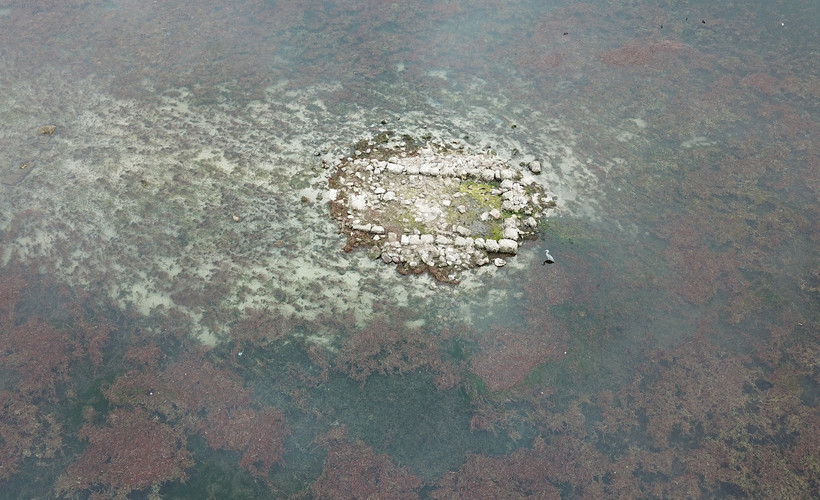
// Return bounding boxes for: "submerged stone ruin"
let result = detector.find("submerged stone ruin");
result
[326,132,557,283]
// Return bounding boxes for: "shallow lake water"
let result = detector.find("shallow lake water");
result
[1,1,818,498]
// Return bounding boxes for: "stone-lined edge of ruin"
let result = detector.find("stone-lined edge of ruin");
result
[325,131,557,284]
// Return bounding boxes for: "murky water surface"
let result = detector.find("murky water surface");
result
[1,1,818,497]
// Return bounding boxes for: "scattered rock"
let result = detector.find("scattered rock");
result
[367,246,382,260]
[473,251,490,266]
[498,239,518,254]
[350,195,367,211]
[456,226,471,236]
[484,239,500,253]
[351,222,372,232]
[503,226,519,240]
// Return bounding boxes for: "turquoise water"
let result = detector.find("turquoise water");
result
[1,1,818,498]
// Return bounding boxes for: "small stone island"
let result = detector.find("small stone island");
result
[327,132,557,283]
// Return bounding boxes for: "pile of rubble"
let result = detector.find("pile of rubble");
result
[327,134,556,283]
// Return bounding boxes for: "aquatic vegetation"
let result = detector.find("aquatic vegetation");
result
[57,408,193,499]
[311,426,423,499]
[334,314,454,385]
[70,355,292,496]
[0,0,818,497]
[470,327,561,392]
